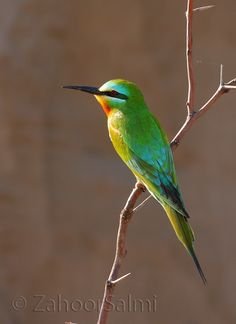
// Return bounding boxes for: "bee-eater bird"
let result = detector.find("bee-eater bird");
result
[63,79,206,284]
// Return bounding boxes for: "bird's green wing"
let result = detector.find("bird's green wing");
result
[123,114,189,218]
[127,147,189,219]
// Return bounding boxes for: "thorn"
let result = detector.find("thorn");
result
[222,85,236,90]
[109,273,131,285]
[225,78,236,86]
[193,5,215,12]
[220,64,224,86]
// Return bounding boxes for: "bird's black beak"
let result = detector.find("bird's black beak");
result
[62,85,102,95]
[63,84,129,100]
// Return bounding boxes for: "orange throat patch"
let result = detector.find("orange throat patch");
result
[95,95,111,116]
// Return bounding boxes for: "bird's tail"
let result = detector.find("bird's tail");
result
[163,203,207,285]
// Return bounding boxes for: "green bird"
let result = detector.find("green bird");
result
[63,79,206,284]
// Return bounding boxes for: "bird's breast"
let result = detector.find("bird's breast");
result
[107,112,131,163]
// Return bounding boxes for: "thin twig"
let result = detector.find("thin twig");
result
[186,0,195,116]
[96,2,236,324]
[171,67,236,150]
[133,194,152,212]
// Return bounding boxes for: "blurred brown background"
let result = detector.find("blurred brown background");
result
[0,0,236,323]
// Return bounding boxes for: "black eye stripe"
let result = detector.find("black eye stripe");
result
[110,90,119,96]
[102,90,128,100]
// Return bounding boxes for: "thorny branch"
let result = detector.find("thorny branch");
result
[186,0,195,115]
[171,65,236,150]
[97,183,145,324]
[96,2,236,324]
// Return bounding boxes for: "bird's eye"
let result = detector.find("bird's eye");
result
[110,90,119,96]
[103,89,128,100]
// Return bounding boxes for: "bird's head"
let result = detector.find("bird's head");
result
[63,79,145,116]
